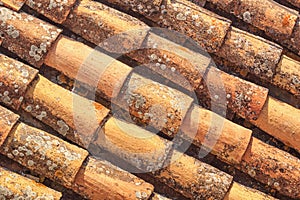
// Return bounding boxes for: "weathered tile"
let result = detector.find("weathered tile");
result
[283,17,300,56]
[241,137,300,199]
[251,96,300,153]
[216,27,283,80]
[272,55,300,96]
[22,75,110,148]
[0,54,38,110]
[64,0,149,53]
[73,157,154,200]
[104,0,231,52]
[45,36,132,101]
[181,104,252,165]
[115,73,194,138]
[198,67,269,120]
[95,117,173,172]
[0,0,25,11]
[0,122,89,187]
[0,7,62,67]
[208,0,299,40]
[25,0,77,23]
[0,166,62,199]
[128,32,210,91]
[0,105,19,147]
[153,151,233,200]
[224,182,276,200]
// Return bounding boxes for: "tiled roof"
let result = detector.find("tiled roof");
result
[0,0,299,199]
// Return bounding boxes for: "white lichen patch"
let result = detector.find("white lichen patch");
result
[25,105,32,112]
[36,111,47,120]
[56,120,69,136]
[5,25,19,38]
[29,43,47,62]
[0,7,18,26]
[47,0,69,11]
[242,11,252,23]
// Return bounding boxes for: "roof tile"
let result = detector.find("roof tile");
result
[72,157,154,200]
[0,166,62,199]
[128,32,210,91]
[181,104,252,165]
[199,67,269,120]
[64,0,150,53]
[251,96,300,152]
[96,117,173,172]
[216,27,283,80]
[0,122,89,187]
[116,73,194,138]
[272,55,300,95]
[154,151,233,200]
[44,35,132,100]
[283,17,300,56]
[25,0,77,23]
[104,0,232,52]
[0,0,26,11]
[241,137,300,199]
[224,182,276,200]
[22,75,110,148]
[0,105,19,146]
[0,54,38,110]
[0,7,62,67]
[208,0,299,40]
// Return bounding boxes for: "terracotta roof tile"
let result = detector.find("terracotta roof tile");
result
[224,182,276,200]
[0,0,299,199]
[207,0,299,40]
[57,0,300,96]
[284,0,300,8]
[22,75,110,148]
[250,96,300,152]
[0,166,62,199]
[153,151,233,200]
[0,122,89,187]
[272,55,300,95]
[181,104,252,165]
[0,54,38,110]
[64,0,150,52]
[0,6,62,67]
[283,17,300,55]
[25,0,77,23]
[206,0,300,57]
[44,35,133,100]
[115,73,194,138]
[72,157,154,200]
[199,67,269,120]
[0,105,19,146]
[127,32,210,91]
[240,137,300,199]
[105,0,231,52]
[0,0,26,11]
[95,117,174,172]
[216,27,283,80]
[0,104,156,199]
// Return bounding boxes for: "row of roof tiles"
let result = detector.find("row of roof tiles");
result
[0,26,299,200]
[0,2,297,198]
[2,0,298,153]
[0,53,287,199]
[1,0,299,96]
